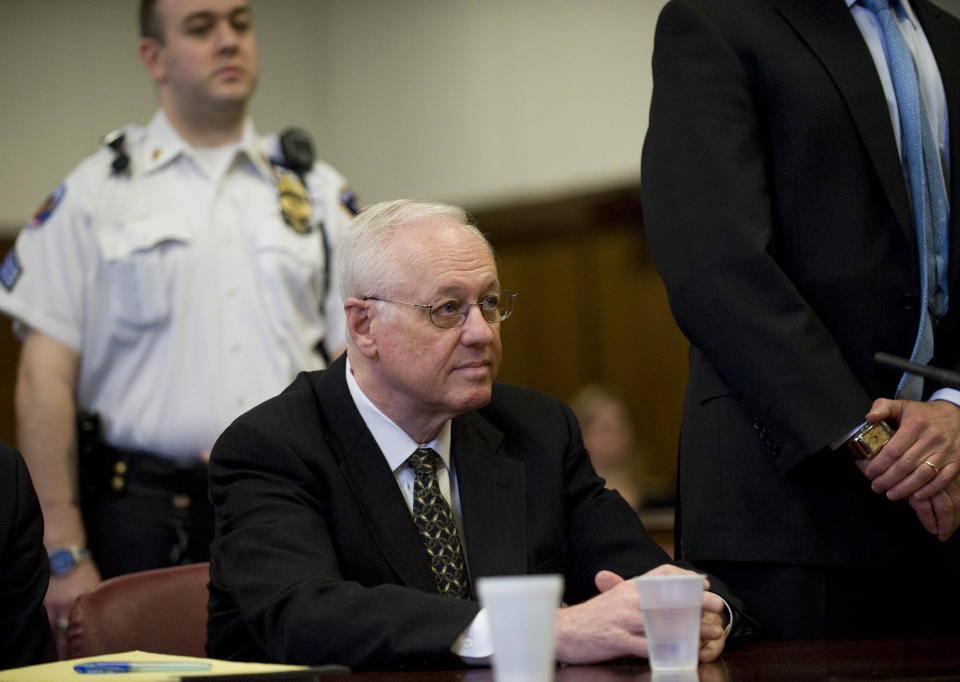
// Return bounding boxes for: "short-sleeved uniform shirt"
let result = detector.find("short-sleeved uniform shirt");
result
[0,111,358,460]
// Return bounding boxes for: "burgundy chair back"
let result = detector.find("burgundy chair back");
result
[66,562,209,659]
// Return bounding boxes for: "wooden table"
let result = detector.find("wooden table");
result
[299,636,960,681]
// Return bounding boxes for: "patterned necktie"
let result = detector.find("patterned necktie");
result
[408,448,471,598]
[861,0,950,399]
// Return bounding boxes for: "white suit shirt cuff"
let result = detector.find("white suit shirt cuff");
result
[452,608,493,664]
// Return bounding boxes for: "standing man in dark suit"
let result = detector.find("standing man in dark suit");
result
[0,443,56,668]
[641,0,960,639]
[207,199,742,668]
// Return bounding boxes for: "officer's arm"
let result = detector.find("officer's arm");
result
[16,330,82,549]
[15,330,101,635]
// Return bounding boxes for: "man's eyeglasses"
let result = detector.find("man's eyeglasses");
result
[362,291,518,329]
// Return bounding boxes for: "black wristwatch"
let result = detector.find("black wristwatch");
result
[49,545,92,577]
[846,421,894,460]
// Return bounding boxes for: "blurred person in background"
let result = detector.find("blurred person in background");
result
[570,384,646,511]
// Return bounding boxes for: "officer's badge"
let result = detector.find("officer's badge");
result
[28,183,66,228]
[277,172,312,235]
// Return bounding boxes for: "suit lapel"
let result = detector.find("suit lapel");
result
[313,358,436,593]
[452,412,528,580]
[338,437,437,593]
[774,0,915,247]
[312,360,530,591]
[913,0,960,283]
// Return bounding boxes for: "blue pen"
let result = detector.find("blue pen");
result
[74,661,213,673]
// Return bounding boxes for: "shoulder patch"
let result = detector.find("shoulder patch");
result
[27,183,66,228]
[340,185,360,216]
[0,247,22,292]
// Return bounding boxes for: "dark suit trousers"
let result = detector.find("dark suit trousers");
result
[698,556,960,640]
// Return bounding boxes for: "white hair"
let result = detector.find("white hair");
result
[335,199,494,301]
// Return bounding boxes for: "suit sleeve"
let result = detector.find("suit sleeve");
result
[0,445,57,668]
[207,416,479,669]
[640,0,872,469]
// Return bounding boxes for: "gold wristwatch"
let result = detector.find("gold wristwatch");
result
[846,420,893,459]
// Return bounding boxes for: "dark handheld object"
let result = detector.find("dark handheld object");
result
[275,128,331,361]
[874,352,960,389]
[278,128,315,178]
[104,130,130,176]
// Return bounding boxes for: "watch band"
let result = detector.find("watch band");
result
[49,545,92,577]
[846,420,894,459]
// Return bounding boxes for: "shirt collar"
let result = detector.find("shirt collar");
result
[139,109,271,179]
[139,110,188,174]
[848,0,920,25]
[240,119,277,181]
[344,358,453,474]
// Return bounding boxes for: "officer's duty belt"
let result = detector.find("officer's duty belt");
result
[82,442,207,501]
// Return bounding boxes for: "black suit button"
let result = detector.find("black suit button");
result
[899,293,918,310]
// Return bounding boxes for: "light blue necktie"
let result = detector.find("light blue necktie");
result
[861,0,949,399]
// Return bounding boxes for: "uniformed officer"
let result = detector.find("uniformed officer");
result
[0,0,359,647]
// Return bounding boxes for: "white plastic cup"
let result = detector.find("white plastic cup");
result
[477,574,564,682]
[634,573,706,671]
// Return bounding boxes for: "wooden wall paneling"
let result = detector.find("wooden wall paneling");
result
[589,228,687,496]
[477,185,688,507]
[495,236,591,400]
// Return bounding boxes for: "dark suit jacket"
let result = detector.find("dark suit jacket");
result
[0,443,56,669]
[641,0,960,568]
[206,354,732,669]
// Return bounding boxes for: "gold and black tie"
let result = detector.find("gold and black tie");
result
[408,448,471,598]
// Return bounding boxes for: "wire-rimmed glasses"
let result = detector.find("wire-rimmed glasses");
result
[362,290,518,329]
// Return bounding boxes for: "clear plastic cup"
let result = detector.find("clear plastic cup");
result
[635,573,705,671]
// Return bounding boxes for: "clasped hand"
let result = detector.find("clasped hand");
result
[554,564,727,665]
[858,398,960,541]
